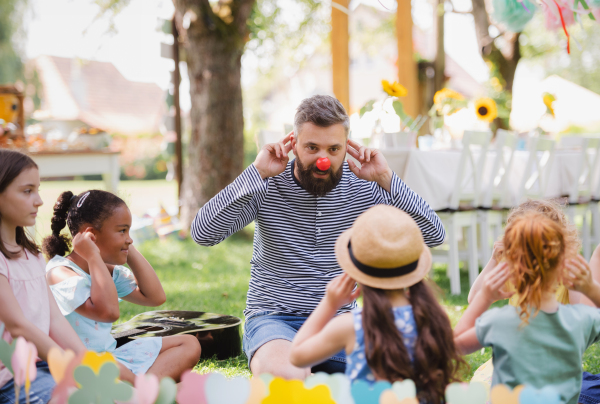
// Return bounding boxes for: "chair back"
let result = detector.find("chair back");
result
[381,132,417,149]
[515,135,556,203]
[559,135,600,203]
[449,130,492,210]
[481,129,517,208]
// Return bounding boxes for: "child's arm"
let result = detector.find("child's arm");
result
[0,276,59,361]
[290,274,360,368]
[46,284,86,354]
[454,262,513,355]
[119,245,166,306]
[565,255,600,307]
[468,241,503,304]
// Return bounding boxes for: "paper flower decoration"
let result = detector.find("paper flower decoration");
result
[350,380,392,404]
[490,384,524,404]
[81,351,117,374]
[305,372,353,404]
[445,382,487,404]
[68,362,133,404]
[176,370,211,404]
[205,373,250,404]
[11,337,37,403]
[154,377,177,404]
[519,385,561,404]
[0,323,17,374]
[48,347,76,383]
[492,0,537,32]
[262,377,336,404]
[382,80,408,97]
[51,350,86,403]
[432,88,466,116]
[474,97,498,123]
[136,373,160,404]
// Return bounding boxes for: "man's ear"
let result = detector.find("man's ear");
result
[291,134,298,157]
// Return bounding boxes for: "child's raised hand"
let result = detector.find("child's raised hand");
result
[324,273,360,310]
[482,262,514,302]
[72,228,101,262]
[565,255,594,294]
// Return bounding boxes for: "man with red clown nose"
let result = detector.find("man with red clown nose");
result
[191,95,445,379]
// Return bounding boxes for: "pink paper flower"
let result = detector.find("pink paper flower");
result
[135,373,160,404]
[11,337,37,398]
[542,0,575,30]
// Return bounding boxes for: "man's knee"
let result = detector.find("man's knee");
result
[249,339,310,380]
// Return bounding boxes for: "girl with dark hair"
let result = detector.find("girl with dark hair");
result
[454,212,600,404]
[43,189,200,383]
[290,205,465,404]
[0,149,85,404]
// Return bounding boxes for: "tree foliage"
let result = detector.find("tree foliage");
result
[0,0,27,84]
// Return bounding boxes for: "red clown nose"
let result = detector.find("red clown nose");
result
[316,158,331,171]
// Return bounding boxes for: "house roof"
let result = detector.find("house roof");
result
[33,55,165,135]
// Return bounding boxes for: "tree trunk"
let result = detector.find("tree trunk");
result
[174,0,254,228]
[178,18,246,227]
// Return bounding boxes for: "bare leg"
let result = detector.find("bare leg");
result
[250,339,310,380]
[577,244,600,307]
[146,335,201,382]
[118,362,136,384]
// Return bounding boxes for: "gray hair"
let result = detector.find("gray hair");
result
[294,95,350,137]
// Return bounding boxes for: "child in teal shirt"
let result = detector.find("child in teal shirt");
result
[454,212,600,404]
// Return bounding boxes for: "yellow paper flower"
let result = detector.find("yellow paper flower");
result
[543,92,556,117]
[262,377,336,404]
[382,80,408,97]
[474,97,498,123]
[81,351,117,374]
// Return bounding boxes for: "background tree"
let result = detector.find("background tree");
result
[0,0,27,84]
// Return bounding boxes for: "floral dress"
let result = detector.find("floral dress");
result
[46,256,162,375]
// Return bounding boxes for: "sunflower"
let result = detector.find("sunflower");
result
[433,88,464,105]
[543,92,556,117]
[382,80,408,97]
[474,97,498,123]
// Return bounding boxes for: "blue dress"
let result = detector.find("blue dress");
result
[346,305,418,383]
[46,256,162,375]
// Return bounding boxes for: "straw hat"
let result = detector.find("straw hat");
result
[335,205,432,289]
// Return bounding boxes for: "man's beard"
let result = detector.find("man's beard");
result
[295,157,343,197]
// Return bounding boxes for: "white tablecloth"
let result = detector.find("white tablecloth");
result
[382,149,582,211]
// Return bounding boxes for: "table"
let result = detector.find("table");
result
[29,150,120,193]
[382,149,582,211]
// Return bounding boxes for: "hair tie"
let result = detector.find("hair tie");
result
[77,192,90,208]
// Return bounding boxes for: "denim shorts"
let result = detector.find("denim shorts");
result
[580,372,600,404]
[0,361,55,404]
[243,311,346,374]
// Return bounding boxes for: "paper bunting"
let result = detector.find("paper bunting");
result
[492,0,537,32]
[135,373,160,404]
[490,384,524,404]
[68,362,133,404]
[0,323,17,374]
[51,350,86,403]
[379,390,419,404]
[350,380,392,404]
[258,373,274,389]
[205,373,250,404]
[305,372,353,404]
[445,382,487,404]
[518,385,561,404]
[262,377,336,404]
[176,370,211,404]
[245,377,267,404]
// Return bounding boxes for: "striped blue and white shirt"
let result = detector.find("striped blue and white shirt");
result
[191,160,445,318]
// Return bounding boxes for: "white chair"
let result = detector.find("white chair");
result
[432,130,492,295]
[514,136,556,204]
[258,129,294,159]
[478,129,517,265]
[381,132,417,149]
[561,135,600,259]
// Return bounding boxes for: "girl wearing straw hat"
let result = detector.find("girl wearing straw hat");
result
[290,205,465,404]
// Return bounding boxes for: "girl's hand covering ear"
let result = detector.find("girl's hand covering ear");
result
[324,273,361,310]
[481,262,514,303]
[72,228,101,262]
[565,255,594,294]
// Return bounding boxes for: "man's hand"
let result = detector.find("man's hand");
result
[253,132,293,180]
[324,273,361,310]
[481,262,514,303]
[346,139,393,192]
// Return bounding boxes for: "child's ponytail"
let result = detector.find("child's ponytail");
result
[362,282,465,404]
[42,191,74,258]
[504,212,566,324]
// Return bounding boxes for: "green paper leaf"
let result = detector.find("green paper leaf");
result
[69,363,133,404]
[359,100,376,118]
[154,377,177,404]
[0,324,16,374]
